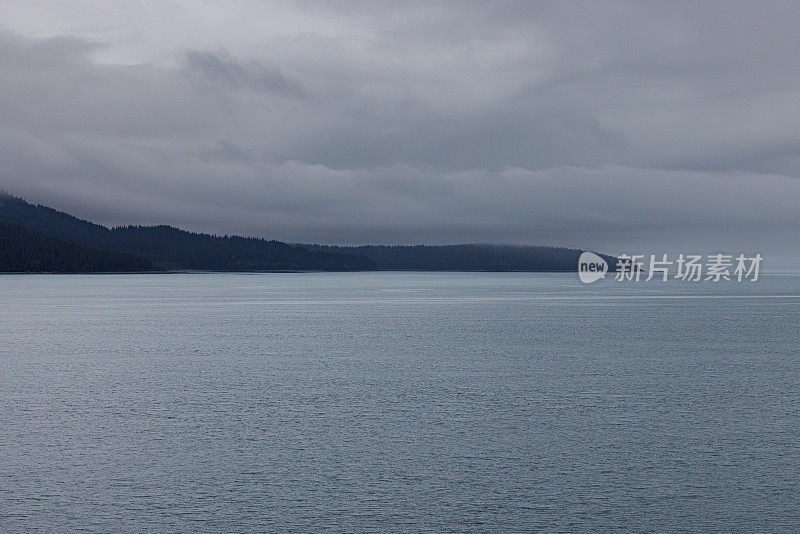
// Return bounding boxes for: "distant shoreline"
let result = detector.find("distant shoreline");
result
[1,193,617,275]
[0,269,583,275]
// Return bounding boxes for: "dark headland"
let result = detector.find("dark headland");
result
[0,192,617,274]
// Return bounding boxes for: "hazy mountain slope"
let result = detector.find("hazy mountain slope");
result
[306,244,619,272]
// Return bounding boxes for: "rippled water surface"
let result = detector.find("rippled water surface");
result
[1,272,799,532]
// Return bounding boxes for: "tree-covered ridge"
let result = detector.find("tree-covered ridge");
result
[306,244,619,272]
[0,192,112,245]
[0,193,376,272]
[0,221,159,273]
[107,225,377,271]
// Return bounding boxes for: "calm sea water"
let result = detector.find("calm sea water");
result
[1,272,799,532]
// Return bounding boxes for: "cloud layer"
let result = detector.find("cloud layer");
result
[1,2,799,256]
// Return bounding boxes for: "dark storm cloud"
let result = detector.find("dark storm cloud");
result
[185,50,306,97]
[1,2,799,256]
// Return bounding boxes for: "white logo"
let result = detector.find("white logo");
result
[578,252,608,284]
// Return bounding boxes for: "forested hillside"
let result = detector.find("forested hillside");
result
[0,193,376,271]
[0,221,159,273]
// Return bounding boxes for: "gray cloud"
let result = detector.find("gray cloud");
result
[0,2,799,259]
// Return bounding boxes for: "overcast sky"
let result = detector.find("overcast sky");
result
[1,1,799,257]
